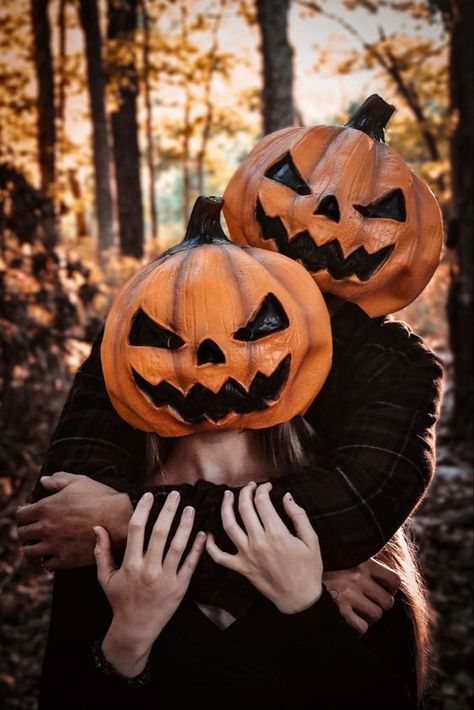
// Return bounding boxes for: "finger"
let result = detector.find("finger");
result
[221,491,248,550]
[205,532,241,573]
[282,493,319,547]
[123,492,154,565]
[17,522,45,545]
[340,608,369,636]
[347,591,384,624]
[94,526,117,584]
[238,482,264,541]
[21,542,55,561]
[253,483,289,536]
[368,558,401,593]
[39,472,78,491]
[16,504,41,526]
[177,531,207,585]
[146,491,182,562]
[362,578,395,611]
[161,506,196,572]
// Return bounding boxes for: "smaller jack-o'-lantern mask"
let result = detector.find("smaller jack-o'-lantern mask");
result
[223,95,443,317]
[101,196,332,437]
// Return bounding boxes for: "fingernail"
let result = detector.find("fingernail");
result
[224,490,233,498]
[248,481,256,487]
[93,526,100,536]
[184,506,195,518]
[285,492,293,502]
[169,490,180,501]
[143,492,154,503]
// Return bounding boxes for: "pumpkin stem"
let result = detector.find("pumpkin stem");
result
[344,94,395,142]
[182,196,231,246]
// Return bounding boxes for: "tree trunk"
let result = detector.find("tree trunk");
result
[447,0,473,447]
[68,168,88,238]
[108,0,144,259]
[196,1,223,196]
[180,3,191,224]
[141,0,158,243]
[30,0,56,196]
[57,0,67,133]
[78,0,115,251]
[256,0,294,134]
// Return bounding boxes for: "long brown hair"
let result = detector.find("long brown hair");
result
[145,416,431,698]
[375,525,432,700]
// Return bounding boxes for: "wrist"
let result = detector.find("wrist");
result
[102,617,155,677]
[107,493,134,546]
[277,585,323,615]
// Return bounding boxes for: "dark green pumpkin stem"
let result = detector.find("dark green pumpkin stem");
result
[182,195,231,246]
[345,94,396,143]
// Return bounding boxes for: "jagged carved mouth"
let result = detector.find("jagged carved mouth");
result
[132,354,291,423]
[256,200,394,281]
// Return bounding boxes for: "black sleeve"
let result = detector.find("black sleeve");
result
[34,309,443,573]
[275,588,418,709]
[272,310,444,569]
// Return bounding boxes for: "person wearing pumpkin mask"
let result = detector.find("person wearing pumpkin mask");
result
[17,97,442,699]
[34,196,421,710]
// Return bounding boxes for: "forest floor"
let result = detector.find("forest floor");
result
[0,416,472,710]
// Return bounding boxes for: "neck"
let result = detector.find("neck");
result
[162,429,276,486]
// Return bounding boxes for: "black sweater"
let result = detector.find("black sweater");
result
[38,567,418,710]
[34,304,443,617]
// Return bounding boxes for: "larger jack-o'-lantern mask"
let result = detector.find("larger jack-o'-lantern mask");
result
[223,95,443,317]
[101,197,332,437]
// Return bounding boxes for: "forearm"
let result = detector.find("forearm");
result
[101,618,155,678]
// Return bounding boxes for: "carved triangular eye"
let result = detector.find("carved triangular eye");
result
[234,293,289,342]
[264,153,311,196]
[129,309,184,349]
[354,188,406,222]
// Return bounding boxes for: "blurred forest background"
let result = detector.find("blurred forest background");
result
[0,0,472,708]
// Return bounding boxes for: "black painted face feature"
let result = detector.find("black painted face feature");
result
[255,201,394,281]
[354,188,406,222]
[132,354,291,423]
[129,308,184,349]
[197,339,226,365]
[264,152,311,195]
[234,293,289,342]
[256,200,288,243]
[314,194,340,223]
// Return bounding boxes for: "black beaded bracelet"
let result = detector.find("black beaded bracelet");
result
[91,639,151,688]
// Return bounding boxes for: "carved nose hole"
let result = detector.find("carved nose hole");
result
[314,194,340,222]
[197,339,226,365]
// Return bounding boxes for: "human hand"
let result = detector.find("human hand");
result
[16,472,133,570]
[323,558,401,635]
[205,481,323,615]
[97,491,207,677]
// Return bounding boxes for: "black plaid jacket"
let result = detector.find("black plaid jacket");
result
[35,302,443,617]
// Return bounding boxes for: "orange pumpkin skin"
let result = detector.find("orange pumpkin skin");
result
[223,101,443,317]
[101,197,332,437]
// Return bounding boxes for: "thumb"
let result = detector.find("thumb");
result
[94,526,117,585]
[282,493,318,546]
[40,471,77,492]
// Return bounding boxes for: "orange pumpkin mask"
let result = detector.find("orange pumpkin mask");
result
[223,94,443,317]
[101,197,332,437]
